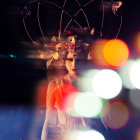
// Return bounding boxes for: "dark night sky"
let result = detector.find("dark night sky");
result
[0,0,139,51]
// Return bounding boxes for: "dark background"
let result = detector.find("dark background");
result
[0,0,140,140]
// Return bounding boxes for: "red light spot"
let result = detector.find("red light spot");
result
[47,83,78,111]
[65,30,72,35]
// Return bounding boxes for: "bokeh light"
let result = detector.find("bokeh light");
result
[78,130,105,140]
[130,59,140,89]
[91,69,122,99]
[8,54,16,58]
[64,129,105,140]
[90,39,109,67]
[129,89,140,109]
[47,83,78,111]
[57,83,78,111]
[65,90,79,117]
[133,32,140,55]
[103,39,129,68]
[77,69,99,92]
[74,92,103,118]
[64,130,82,140]
[101,100,129,129]
[135,128,140,140]
[119,60,135,89]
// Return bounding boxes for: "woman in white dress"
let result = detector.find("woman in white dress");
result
[41,35,85,140]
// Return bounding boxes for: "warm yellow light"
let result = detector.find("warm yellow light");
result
[90,39,109,68]
[103,39,129,68]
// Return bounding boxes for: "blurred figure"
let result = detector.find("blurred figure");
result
[41,35,85,140]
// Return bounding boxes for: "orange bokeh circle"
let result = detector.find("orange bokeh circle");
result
[103,39,129,68]
[90,39,109,68]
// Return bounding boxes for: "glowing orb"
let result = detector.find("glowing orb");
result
[47,83,78,111]
[130,59,140,89]
[90,39,109,67]
[64,130,81,140]
[103,39,129,68]
[77,69,99,92]
[64,129,105,140]
[74,92,103,118]
[119,60,135,89]
[133,32,140,55]
[78,130,105,140]
[92,69,122,99]
[101,100,129,129]
[135,128,140,140]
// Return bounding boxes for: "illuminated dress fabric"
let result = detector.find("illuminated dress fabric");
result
[44,74,84,140]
